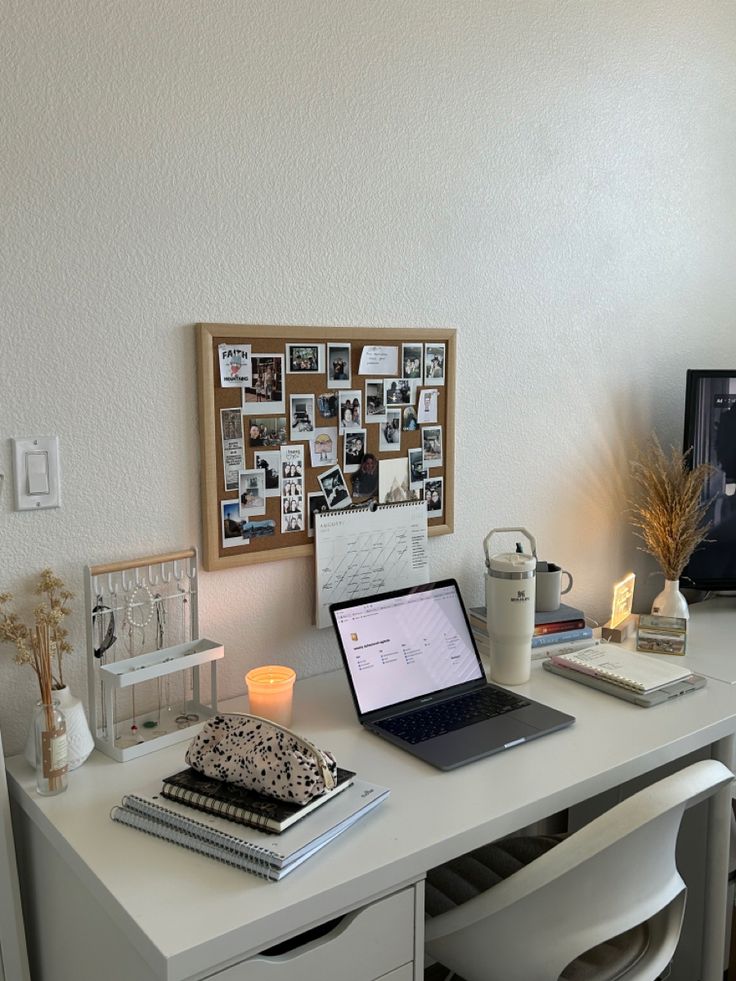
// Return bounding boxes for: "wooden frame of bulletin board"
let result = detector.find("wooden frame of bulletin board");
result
[197,323,456,571]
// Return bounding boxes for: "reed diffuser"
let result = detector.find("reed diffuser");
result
[628,435,713,619]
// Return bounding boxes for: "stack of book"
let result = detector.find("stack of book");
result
[111,765,389,880]
[468,602,594,661]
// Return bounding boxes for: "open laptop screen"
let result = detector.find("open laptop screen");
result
[332,581,484,715]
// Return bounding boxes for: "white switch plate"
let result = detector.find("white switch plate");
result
[11,436,61,510]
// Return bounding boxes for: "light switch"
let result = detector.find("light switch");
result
[11,436,61,510]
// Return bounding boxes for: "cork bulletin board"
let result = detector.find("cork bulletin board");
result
[196,323,456,571]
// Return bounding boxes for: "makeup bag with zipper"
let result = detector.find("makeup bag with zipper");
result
[185,713,338,805]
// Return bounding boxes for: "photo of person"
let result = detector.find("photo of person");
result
[221,500,247,548]
[254,451,280,496]
[327,343,351,389]
[307,492,329,537]
[238,469,266,517]
[289,394,315,438]
[402,405,418,431]
[422,425,443,468]
[243,355,285,412]
[248,417,287,447]
[364,379,387,422]
[424,477,444,515]
[424,342,446,385]
[318,392,338,419]
[402,343,422,380]
[379,409,401,452]
[286,343,324,374]
[317,465,351,510]
[351,453,378,500]
[384,378,412,406]
[408,448,427,489]
[339,391,362,432]
[285,514,303,532]
[344,429,366,473]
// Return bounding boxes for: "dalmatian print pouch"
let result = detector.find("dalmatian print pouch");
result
[185,713,338,805]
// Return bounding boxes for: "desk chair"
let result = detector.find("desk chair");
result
[425,759,733,981]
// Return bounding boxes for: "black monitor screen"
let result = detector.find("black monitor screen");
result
[681,369,736,592]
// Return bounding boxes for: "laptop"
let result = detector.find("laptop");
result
[330,579,575,770]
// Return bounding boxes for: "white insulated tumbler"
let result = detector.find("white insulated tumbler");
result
[483,527,537,685]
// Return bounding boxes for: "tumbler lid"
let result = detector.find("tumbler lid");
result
[487,551,536,578]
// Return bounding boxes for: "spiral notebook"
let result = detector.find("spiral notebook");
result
[111,777,389,881]
[547,644,691,693]
[314,500,429,628]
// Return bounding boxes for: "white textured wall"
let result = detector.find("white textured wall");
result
[1,0,735,754]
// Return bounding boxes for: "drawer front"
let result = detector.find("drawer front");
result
[376,964,414,981]
[213,887,415,981]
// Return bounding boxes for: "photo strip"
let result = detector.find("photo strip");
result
[280,444,305,532]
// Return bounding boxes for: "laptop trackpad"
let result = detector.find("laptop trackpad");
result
[419,716,540,770]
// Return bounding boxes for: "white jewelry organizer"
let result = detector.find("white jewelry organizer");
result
[84,548,223,762]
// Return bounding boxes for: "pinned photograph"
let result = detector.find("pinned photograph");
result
[243,354,285,413]
[253,450,281,497]
[384,378,413,406]
[317,465,352,510]
[220,407,244,492]
[241,518,276,538]
[402,343,423,380]
[309,427,337,467]
[417,388,438,424]
[307,492,329,537]
[339,391,362,432]
[283,514,304,533]
[238,469,266,517]
[408,448,427,489]
[281,443,304,478]
[402,404,418,431]
[289,394,316,438]
[317,392,338,419]
[351,453,379,501]
[424,342,446,385]
[286,343,324,374]
[282,476,302,497]
[379,457,416,504]
[344,428,367,473]
[379,409,402,452]
[422,425,443,468]
[248,417,287,447]
[425,477,444,516]
[282,495,303,514]
[327,342,352,389]
[221,500,248,548]
[364,379,387,423]
[218,345,251,387]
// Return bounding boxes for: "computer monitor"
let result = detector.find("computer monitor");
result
[681,369,736,593]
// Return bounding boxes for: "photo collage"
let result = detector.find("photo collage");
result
[214,336,449,552]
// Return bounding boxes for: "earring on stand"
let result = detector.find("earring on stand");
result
[175,581,198,727]
[148,593,169,733]
[120,583,154,747]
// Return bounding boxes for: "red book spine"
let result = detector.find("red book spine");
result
[534,619,586,636]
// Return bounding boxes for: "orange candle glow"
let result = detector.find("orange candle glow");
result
[245,665,296,726]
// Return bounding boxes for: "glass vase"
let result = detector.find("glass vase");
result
[34,699,68,796]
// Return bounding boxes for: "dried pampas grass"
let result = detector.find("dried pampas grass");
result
[629,435,714,581]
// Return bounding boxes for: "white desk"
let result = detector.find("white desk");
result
[6,612,736,981]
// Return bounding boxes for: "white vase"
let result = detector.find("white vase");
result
[651,579,690,621]
[25,686,94,770]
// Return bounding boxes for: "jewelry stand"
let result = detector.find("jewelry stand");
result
[83,548,223,762]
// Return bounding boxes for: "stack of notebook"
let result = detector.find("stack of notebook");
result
[468,602,594,661]
[111,766,389,880]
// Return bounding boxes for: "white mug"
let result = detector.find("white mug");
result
[535,562,573,612]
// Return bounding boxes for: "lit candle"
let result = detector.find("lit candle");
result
[245,665,296,726]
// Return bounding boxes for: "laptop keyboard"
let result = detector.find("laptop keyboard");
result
[375,687,530,744]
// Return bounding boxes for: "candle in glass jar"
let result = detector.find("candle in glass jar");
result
[245,665,296,726]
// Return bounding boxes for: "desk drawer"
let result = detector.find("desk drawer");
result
[214,887,415,981]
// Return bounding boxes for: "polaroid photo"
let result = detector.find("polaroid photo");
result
[378,457,416,504]
[243,354,285,413]
[424,342,446,385]
[327,342,352,389]
[248,417,287,448]
[218,345,251,387]
[344,428,367,473]
[281,443,304,479]
[286,343,325,374]
[422,425,443,468]
[401,343,423,380]
[408,448,427,489]
[221,500,248,548]
[338,390,362,433]
[417,388,438,424]
[238,469,266,518]
[402,404,418,431]
[425,476,444,516]
[220,407,244,492]
[351,453,379,501]
[317,392,338,420]
[384,378,414,407]
[364,379,387,423]
[309,427,337,467]
[307,492,329,537]
[317,464,352,510]
[253,450,281,497]
[379,409,402,452]
[289,394,316,439]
